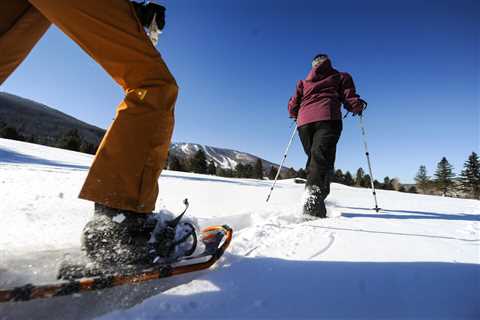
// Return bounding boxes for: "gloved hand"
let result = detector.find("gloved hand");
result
[133,2,166,31]
[352,99,367,116]
[289,106,299,120]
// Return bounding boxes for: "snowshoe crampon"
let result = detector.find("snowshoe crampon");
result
[0,225,232,303]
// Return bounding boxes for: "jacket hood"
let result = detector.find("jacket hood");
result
[305,58,335,81]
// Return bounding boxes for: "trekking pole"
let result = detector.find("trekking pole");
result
[358,114,380,212]
[266,121,297,202]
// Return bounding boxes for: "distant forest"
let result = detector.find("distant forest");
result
[2,123,478,200]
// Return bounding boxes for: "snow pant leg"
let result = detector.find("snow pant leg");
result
[28,0,178,213]
[299,120,342,197]
[0,1,51,84]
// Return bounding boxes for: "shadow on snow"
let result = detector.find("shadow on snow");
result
[0,148,89,171]
[340,206,480,223]
[1,255,478,320]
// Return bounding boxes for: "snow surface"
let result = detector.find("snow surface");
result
[0,138,479,320]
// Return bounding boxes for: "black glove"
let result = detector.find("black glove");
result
[133,1,166,31]
[352,98,368,116]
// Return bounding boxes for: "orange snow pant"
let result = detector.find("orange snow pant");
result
[0,0,178,213]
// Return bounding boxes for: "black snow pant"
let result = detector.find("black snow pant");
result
[298,120,342,217]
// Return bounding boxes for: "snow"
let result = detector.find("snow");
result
[0,138,479,319]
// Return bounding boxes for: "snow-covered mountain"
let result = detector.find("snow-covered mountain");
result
[170,142,284,172]
[0,138,479,319]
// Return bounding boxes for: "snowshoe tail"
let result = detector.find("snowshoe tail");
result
[0,225,232,303]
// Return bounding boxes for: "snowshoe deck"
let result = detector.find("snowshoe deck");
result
[0,225,232,303]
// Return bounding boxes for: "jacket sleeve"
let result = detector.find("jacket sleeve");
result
[287,80,303,119]
[339,73,365,114]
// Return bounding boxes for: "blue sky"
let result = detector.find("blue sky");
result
[1,0,478,183]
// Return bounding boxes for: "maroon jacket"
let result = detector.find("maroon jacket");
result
[288,59,364,127]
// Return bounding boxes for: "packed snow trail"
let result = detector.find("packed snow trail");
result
[0,138,479,319]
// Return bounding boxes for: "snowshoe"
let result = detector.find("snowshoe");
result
[0,199,233,303]
[0,225,232,302]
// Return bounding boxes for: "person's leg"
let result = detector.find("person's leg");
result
[0,1,51,84]
[303,120,342,217]
[310,120,342,198]
[298,123,315,173]
[28,0,178,213]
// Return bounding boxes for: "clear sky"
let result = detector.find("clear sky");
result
[1,0,478,183]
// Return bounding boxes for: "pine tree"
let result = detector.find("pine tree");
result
[333,169,344,184]
[373,180,382,189]
[297,168,307,179]
[244,164,254,178]
[434,157,455,196]
[398,186,406,192]
[344,171,354,186]
[190,149,208,174]
[355,168,365,186]
[235,163,245,178]
[408,186,417,193]
[459,152,480,199]
[169,156,184,171]
[254,159,263,179]
[286,167,297,179]
[58,129,81,151]
[0,126,24,141]
[80,142,96,154]
[268,166,278,180]
[218,168,234,177]
[414,165,431,194]
[383,176,394,190]
[362,174,371,188]
[207,160,217,175]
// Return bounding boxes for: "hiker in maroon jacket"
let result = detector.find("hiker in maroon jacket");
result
[288,54,366,218]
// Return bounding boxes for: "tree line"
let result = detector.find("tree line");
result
[3,123,478,199]
[0,124,98,155]
[167,149,304,180]
[414,153,479,199]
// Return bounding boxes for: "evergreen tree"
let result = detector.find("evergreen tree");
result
[414,165,431,194]
[244,164,254,178]
[333,169,344,184]
[207,160,217,175]
[58,129,81,151]
[344,171,354,186]
[362,174,371,188]
[235,163,245,177]
[80,142,96,154]
[254,159,264,179]
[190,149,208,174]
[408,186,418,193]
[297,168,307,179]
[218,168,234,177]
[0,126,24,141]
[268,166,278,180]
[355,168,365,186]
[398,186,406,192]
[459,152,480,199]
[286,167,297,179]
[434,157,455,196]
[373,180,382,189]
[27,135,36,143]
[383,176,394,190]
[169,156,184,171]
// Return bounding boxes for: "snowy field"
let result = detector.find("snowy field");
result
[0,138,479,320]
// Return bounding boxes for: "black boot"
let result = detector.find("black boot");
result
[81,204,153,266]
[303,185,327,218]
